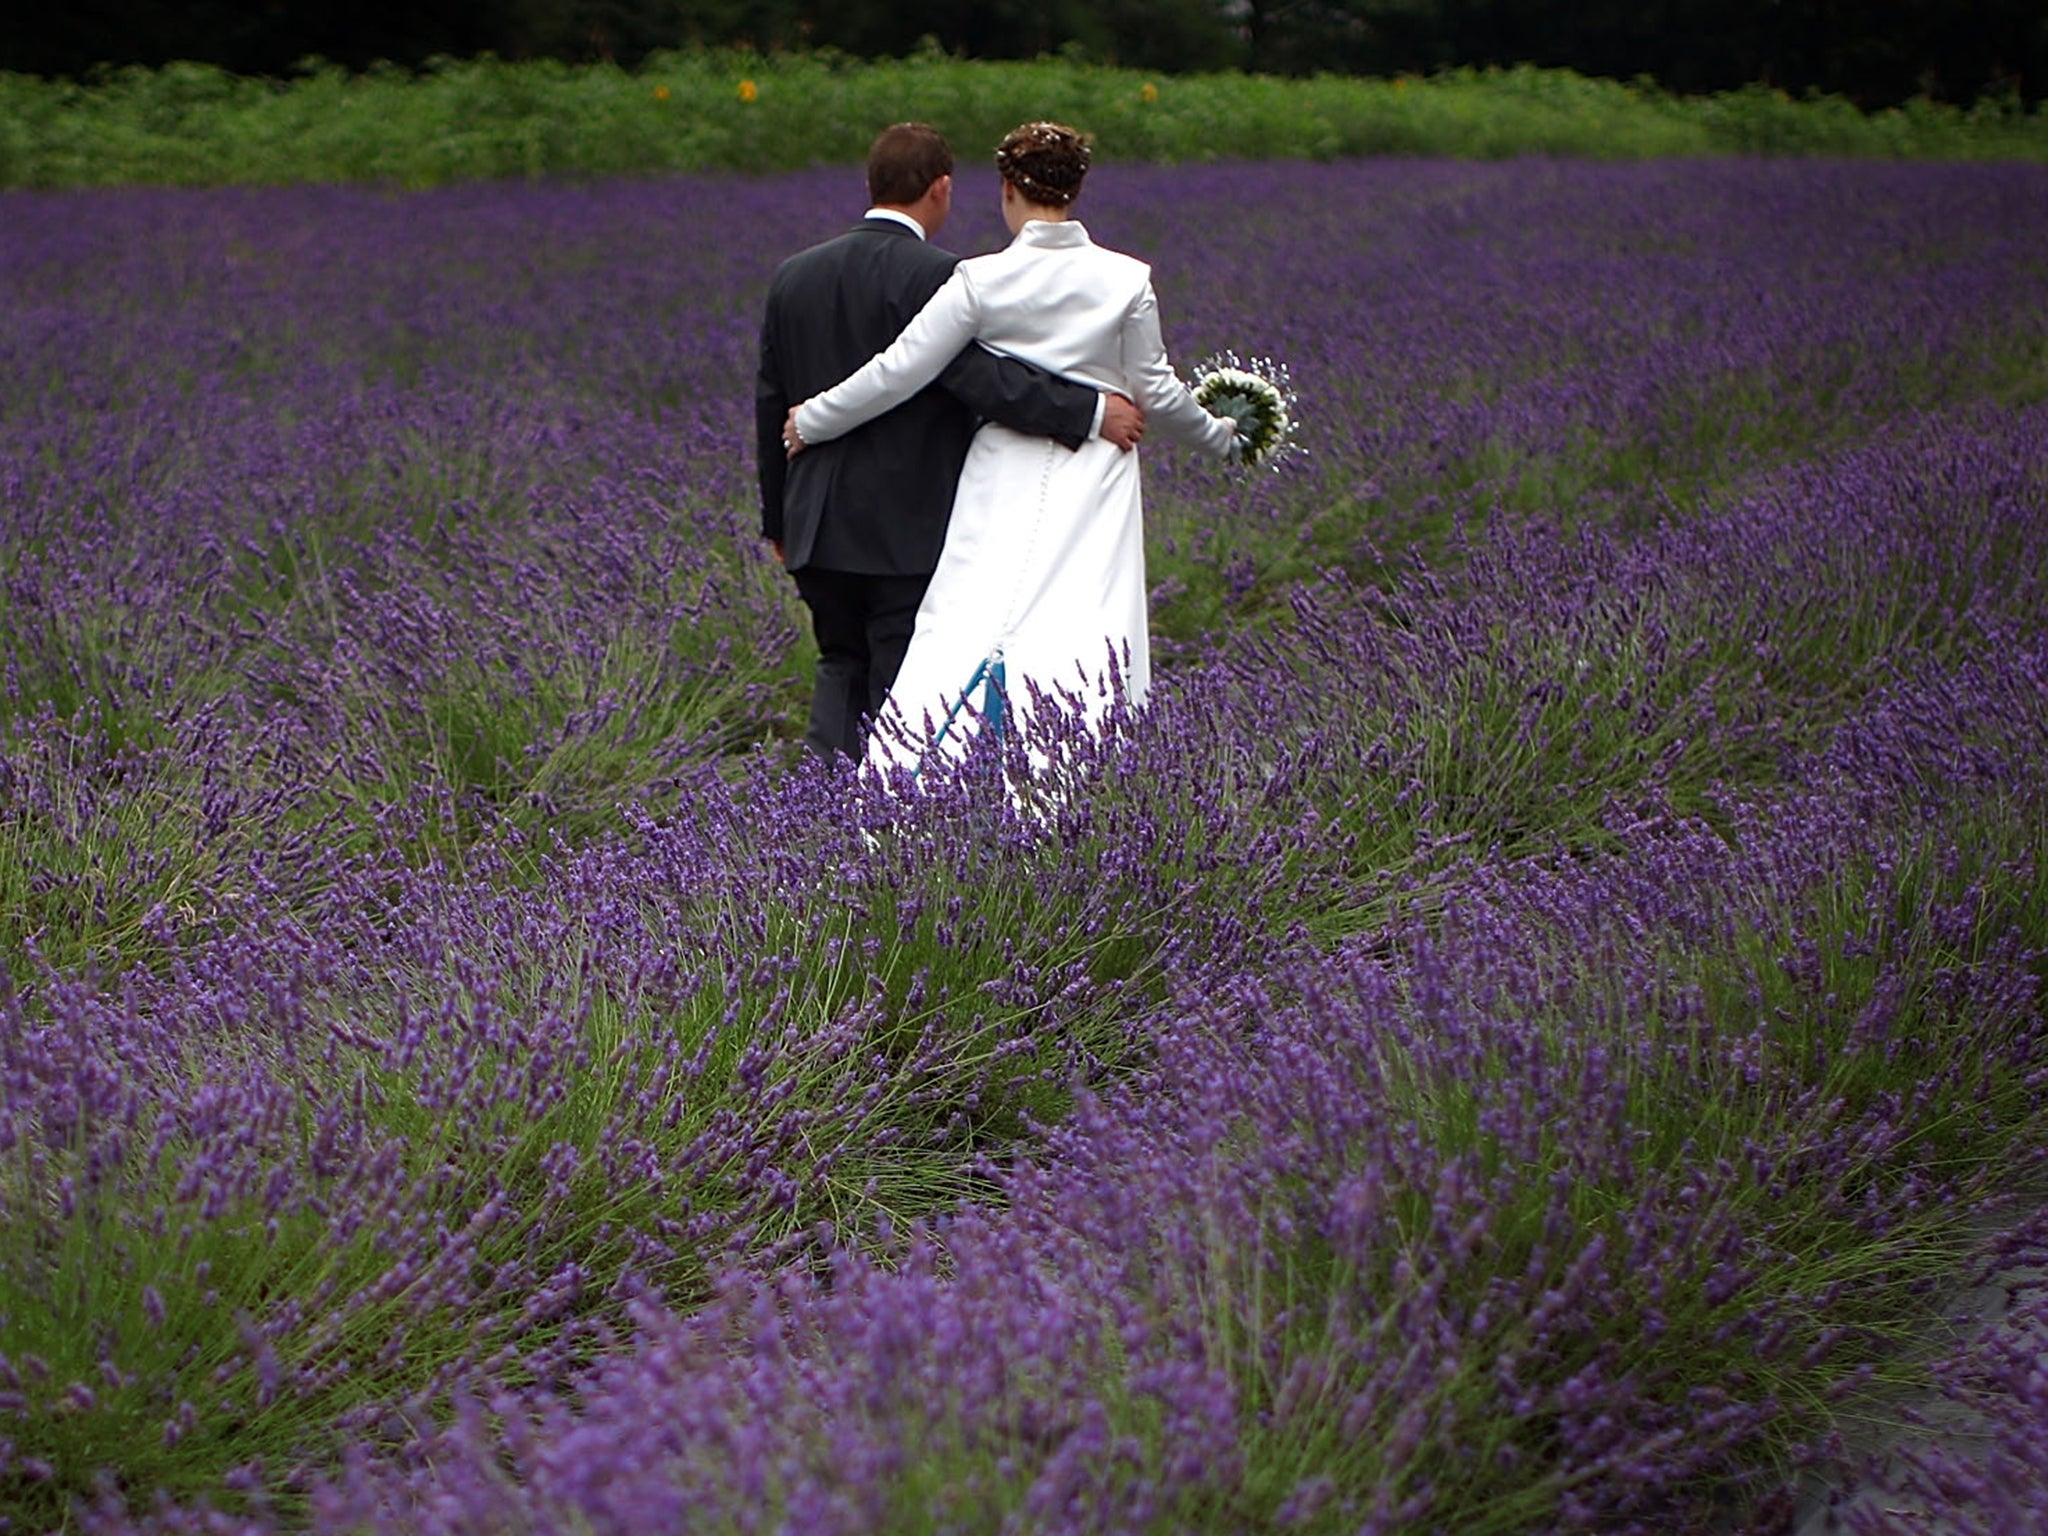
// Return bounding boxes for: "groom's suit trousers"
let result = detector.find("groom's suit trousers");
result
[790,568,929,760]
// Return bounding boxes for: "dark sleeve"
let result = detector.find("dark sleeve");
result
[754,297,788,545]
[936,344,1099,452]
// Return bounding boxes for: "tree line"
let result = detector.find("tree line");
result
[7,0,2042,107]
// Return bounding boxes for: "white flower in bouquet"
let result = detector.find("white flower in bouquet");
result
[1191,353,1299,470]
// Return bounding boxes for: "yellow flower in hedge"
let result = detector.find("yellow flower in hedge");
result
[653,85,670,101]
[1139,82,1159,104]
[1394,75,1409,93]
[737,79,758,103]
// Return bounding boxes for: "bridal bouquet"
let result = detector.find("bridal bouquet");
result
[1192,353,1299,470]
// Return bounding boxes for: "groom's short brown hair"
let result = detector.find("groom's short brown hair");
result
[867,123,953,206]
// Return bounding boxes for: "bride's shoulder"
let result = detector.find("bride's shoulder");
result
[1082,244,1154,307]
[1099,247,1153,285]
[1067,231,1150,282]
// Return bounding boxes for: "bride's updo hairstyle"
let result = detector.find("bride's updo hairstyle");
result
[993,121,1092,208]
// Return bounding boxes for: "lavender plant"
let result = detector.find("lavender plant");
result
[83,709,2041,1532]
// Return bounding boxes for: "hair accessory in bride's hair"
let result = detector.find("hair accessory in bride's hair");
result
[1191,353,1301,471]
[993,121,1092,207]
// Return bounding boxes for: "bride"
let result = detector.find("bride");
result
[787,120,1240,774]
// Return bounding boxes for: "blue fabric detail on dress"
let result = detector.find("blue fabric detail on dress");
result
[919,648,1007,776]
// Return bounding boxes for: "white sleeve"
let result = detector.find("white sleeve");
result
[794,267,982,444]
[1121,282,1235,457]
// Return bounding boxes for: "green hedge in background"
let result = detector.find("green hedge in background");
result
[3,50,2044,189]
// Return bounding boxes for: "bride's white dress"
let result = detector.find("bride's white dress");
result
[793,218,1235,773]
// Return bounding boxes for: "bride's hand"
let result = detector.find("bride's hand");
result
[783,407,807,458]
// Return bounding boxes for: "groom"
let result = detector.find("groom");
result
[756,121,1143,761]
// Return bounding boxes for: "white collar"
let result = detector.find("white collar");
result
[1016,219,1089,248]
[864,207,926,240]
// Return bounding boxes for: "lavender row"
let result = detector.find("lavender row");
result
[8,396,2046,1525]
[70,636,2048,1533]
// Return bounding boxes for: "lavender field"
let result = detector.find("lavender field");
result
[3,157,2047,1533]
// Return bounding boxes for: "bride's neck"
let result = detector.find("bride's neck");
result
[1002,182,1071,233]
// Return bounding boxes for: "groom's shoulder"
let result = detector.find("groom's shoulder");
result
[772,225,865,280]
[771,222,943,287]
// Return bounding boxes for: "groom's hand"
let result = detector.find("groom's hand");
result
[1100,394,1144,451]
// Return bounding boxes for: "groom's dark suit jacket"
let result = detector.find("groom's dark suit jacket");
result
[755,216,1100,576]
